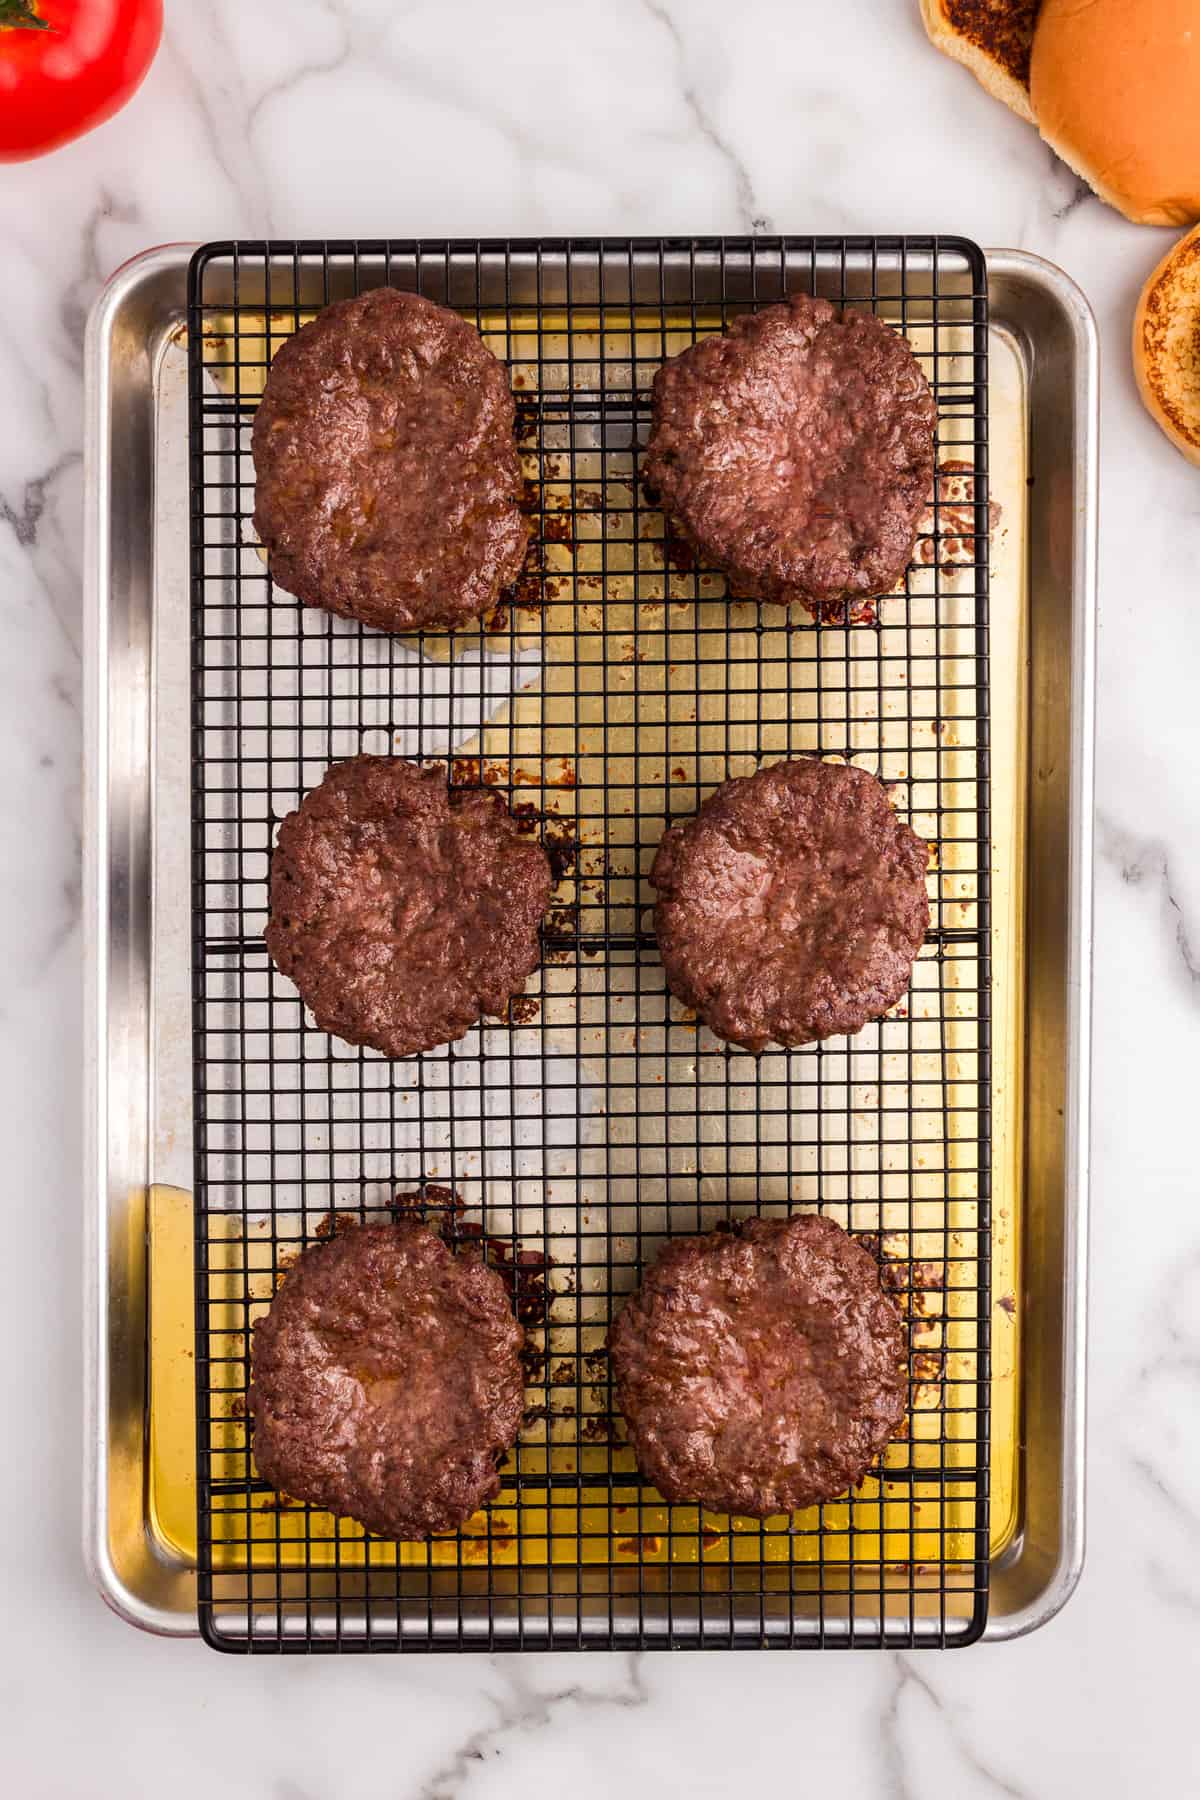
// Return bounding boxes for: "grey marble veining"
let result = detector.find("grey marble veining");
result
[0,0,1196,1793]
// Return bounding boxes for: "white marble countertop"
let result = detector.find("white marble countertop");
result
[2,0,1197,1793]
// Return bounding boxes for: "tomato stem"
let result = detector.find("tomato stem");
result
[0,0,50,27]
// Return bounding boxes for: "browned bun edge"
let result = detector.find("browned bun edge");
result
[1133,223,1200,466]
[918,0,1039,126]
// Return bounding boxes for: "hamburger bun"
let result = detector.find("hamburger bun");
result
[1030,0,1200,226]
[918,2,1040,125]
[1133,224,1200,465]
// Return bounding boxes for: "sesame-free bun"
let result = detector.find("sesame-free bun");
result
[918,1,1039,126]
[1030,0,1200,226]
[1133,224,1200,464]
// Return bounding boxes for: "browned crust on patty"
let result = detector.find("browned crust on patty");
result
[264,756,553,1059]
[651,758,929,1051]
[252,287,528,634]
[643,293,936,608]
[608,1214,908,1518]
[250,1220,525,1539]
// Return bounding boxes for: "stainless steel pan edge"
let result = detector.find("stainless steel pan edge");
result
[983,250,1096,1639]
[82,243,1095,1642]
[84,244,196,1635]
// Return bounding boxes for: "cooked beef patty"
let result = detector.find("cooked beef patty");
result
[264,755,553,1058]
[608,1214,907,1518]
[651,757,929,1051]
[252,286,527,634]
[642,293,936,608]
[251,1219,525,1539]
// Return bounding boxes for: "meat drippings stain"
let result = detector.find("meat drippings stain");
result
[916,460,1002,567]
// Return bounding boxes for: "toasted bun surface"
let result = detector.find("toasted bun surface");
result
[1133,224,1200,465]
[1030,0,1200,226]
[919,1,1040,125]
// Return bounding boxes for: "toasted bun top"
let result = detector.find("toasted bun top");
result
[1133,224,1200,465]
[1030,0,1200,226]
[919,1,1040,126]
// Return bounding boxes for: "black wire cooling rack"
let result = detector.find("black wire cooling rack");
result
[187,237,992,1653]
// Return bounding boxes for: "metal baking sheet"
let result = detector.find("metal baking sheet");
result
[83,242,1095,1642]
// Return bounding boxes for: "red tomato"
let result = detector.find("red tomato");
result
[0,0,162,162]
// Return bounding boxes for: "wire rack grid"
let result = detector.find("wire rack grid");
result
[187,236,992,1653]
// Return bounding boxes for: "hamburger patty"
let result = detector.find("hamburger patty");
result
[264,756,553,1058]
[608,1214,908,1518]
[642,292,937,608]
[250,1219,525,1539]
[651,758,929,1052]
[252,286,527,633]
